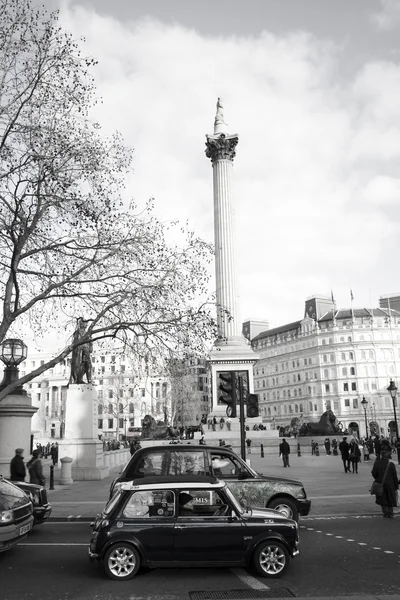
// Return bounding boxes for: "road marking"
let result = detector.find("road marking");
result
[335,536,343,538]
[358,543,367,546]
[373,547,381,550]
[347,539,355,542]
[50,501,106,504]
[230,568,269,590]
[384,551,394,554]
[326,533,334,536]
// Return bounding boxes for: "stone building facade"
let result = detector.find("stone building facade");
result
[249,295,400,438]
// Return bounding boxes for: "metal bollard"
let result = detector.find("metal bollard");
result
[260,443,264,458]
[49,465,55,490]
[297,442,301,457]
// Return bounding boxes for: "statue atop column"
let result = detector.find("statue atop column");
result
[69,318,93,384]
[214,97,228,135]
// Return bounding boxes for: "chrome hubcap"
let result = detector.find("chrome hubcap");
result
[259,545,286,575]
[108,547,136,577]
[273,504,292,518]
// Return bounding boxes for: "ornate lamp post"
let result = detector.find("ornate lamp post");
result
[387,379,400,465]
[0,338,28,395]
[360,396,368,439]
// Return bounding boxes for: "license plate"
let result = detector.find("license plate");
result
[20,523,31,535]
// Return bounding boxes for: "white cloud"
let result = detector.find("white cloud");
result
[57,3,400,327]
[370,0,400,31]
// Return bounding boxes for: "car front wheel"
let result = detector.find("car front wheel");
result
[252,540,289,578]
[103,542,141,580]
[267,497,299,522]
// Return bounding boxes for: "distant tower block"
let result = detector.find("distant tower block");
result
[205,99,258,419]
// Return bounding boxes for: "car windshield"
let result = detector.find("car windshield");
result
[224,486,245,514]
[0,478,28,510]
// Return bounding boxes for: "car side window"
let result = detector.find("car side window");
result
[210,453,244,479]
[178,489,229,517]
[167,451,208,476]
[122,490,175,518]
[126,451,167,478]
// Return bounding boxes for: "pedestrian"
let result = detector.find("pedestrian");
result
[27,450,46,486]
[311,439,315,455]
[349,439,361,473]
[324,438,331,455]
[226,417,232,431]
[50,443,58,466]
[363,441,370,462]
[246,438,252,454]
[10,448,26,482]
[339,436,350,473]
[279,438,291,467]
[374,436,381,459]
[371,448,399,518]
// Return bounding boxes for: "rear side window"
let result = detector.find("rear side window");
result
[122,490,175,518]
[126,452,167,478]
[167,451,208,476]
[210,453,246,479]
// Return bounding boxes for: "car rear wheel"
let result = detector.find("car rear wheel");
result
[267,497,299,522]
[252,540,289,578]
[103,542,141,580]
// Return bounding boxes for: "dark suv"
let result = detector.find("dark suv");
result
[0,477,34,552]
[110,445,310,522]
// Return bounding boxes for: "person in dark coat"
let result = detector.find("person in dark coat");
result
[27,450,45,486]
[374,437,381,459]
[349,439,361,473]
[339,437,350,473]
[371,449,399,518]
[279,438,291,467]
[10,448,26,482]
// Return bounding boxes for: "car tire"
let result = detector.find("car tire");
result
[252,540,289,578]
[267,497,299,522]
[103,542,141,580]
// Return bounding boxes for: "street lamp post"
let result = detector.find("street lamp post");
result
[124,417,128,439]
[361,396,368,439]
[387,379,400,465]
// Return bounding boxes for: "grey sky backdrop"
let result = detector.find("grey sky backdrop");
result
[37,0,400,328]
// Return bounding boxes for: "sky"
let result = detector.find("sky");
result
[39,0,400,329]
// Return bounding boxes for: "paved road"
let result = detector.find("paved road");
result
[1,516,399,600]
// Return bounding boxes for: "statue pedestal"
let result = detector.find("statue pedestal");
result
[0,393,38,478]
[58,384,108,480]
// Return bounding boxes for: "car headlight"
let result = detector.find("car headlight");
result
[0,510,14,523]
[295,488,306,499]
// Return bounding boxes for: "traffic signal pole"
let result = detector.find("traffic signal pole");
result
[238,375,246,461]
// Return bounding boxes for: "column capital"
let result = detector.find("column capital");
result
[205,133,239,164]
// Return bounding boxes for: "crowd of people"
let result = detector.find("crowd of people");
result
[9,442,59,486]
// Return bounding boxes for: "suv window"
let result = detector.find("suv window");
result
[126,451,167,478]
[122,490,175,518]
[210,452,245,479]
[168,451,208,476]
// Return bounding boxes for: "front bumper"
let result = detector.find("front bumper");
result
[33,505,52,525]
[297,498,311,516]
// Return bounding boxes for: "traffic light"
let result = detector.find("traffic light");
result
[247,393,259,418]
[217,371,237,418]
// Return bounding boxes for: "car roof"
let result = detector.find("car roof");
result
[121,475,224,491]
[133,445,236,454]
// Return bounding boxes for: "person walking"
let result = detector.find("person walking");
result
[374,436,381,460]
[246,438,252,454]
[10,448,26,482]
[371,448,399,518]
[324,438,331,455]
[362,441,370,462]
[349,439,361,473]
[339,436,350,473]
[279,438,291,467]
[27,450,46,486]
[50,443,58,466]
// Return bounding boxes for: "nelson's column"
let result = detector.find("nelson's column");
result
[205,99,259,426]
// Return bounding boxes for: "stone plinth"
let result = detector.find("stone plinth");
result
[0,393,38,478]
[58,384,109,480]
[59,456,73,485]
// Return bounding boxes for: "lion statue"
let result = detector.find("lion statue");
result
[141,415,179,440]
[299,409,342,436]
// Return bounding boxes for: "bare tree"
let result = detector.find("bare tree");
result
[0,1,217,400]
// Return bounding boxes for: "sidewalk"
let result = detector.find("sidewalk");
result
[41,452,400,521]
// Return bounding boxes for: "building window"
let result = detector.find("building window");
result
[121,365,126,373]
[325,384,330,392]
[108,390,113,399]
[351,382,357,391]
[119,418,124,429]
[353,398,358,409]
[343,383,349,391]
[98,390,103,399]
[111,365,115,374]
[342,367,347,376]
[108,403,113,413]
[98,419,103,429]
[141,388,145,397]
[129,402,134,413]
[98,405,103,415]
[118,402,123,412]
[108,418,114,429]
[344,398,350,407]
[350,367,355,376]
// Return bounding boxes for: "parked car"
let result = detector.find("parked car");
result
[109,444,311,521]
[0,476,34,552]
[90,475,299,580]
[10,481,52,526]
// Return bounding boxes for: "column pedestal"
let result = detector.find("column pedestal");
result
[0,393,38,478]
[58,384,108,480]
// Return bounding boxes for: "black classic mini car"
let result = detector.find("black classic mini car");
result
[110,444,311,521]
[90,475,299,580]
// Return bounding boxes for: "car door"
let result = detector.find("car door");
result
[173,488,244,563]
[119,489,176,562]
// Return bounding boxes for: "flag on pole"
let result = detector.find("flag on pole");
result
[350,289,354,302]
